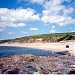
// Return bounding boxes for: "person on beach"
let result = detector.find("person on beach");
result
[65,45,71,56]
[65,44,75,56]
[66,45,69,48]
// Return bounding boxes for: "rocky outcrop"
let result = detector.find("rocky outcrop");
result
[0,54,75,74]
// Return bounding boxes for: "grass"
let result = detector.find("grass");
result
[0,32,75,44]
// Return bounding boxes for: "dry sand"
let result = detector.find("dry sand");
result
[0,42,75,56]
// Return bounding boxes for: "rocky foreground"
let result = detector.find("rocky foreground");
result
[0,54,75,74]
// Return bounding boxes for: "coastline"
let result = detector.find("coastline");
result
[0,42,75,56]
[0,42,75,74]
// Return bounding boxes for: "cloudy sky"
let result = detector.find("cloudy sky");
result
[0,0,75,40]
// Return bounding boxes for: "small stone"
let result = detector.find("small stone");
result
[6,68,20,74]
[2,68,8,74]
[26,66,38,72]
[40,67,49,74]
[20,69,29,74]
[27,68,33,74]
[0,69,2,74]
[0,63,4,69]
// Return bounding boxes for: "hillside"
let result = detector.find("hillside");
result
[0,32,75,44]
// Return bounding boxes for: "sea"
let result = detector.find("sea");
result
[0,46,68,58]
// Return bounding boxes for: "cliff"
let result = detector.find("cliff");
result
[0,32,75,44]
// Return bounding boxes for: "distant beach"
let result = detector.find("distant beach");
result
[0,42,75,56]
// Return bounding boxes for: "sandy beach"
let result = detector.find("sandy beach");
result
[0,42,75,56]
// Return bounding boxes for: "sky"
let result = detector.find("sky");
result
[0,0,75,40]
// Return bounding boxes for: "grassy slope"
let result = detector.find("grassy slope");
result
[32,32,75,42]
[0,32,75,44]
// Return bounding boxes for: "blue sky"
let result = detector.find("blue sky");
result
[0,0,75,40]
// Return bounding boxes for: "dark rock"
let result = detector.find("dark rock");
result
[6,68,20,74]
[29,59,35,62]
[0,63,4,69]
[2,68,8,74]
[40,67,49,74]
[68,70,75,74]
[56,51,69,55]
[26,66,38,72]
[0,63,3,67]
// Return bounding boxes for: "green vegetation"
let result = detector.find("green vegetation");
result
[0,32,75,44]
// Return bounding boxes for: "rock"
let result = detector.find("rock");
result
[29,59,35,62]
[40,67,50,74]
[26,66,38,72]
[0,69,2,74]
[19,69,29,74]
[0,63,4,69]
[5,68,20,74]
[27,68,33,74]
[2,68,8,74]
[69,65,75,68]
[68,70,75,74]
[0,54,75,74]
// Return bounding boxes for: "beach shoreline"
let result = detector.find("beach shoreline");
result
[0,42,75,74]
[0,42,75,56]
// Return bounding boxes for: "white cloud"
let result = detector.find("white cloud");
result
[0,28,5,32]
[0,0,74,30]
[64,0,72,3]
[16,0,75,27]
[17,0,45,5]
[7,32,15,34]
[50,25,56,33]
[30,28,38,30]
[41,0,75,26]
[63,7,74,16]
[0,8,40,27]
[59,17,75,26]
[42,15,75,26]
[17,23,26,27]
[0,29,4,32]
[50,29,57,33]
[0,22,26,27]
[21,31,28,34]
[30,0,45,4]
[52,26,55,29]
[71,31,75,32]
